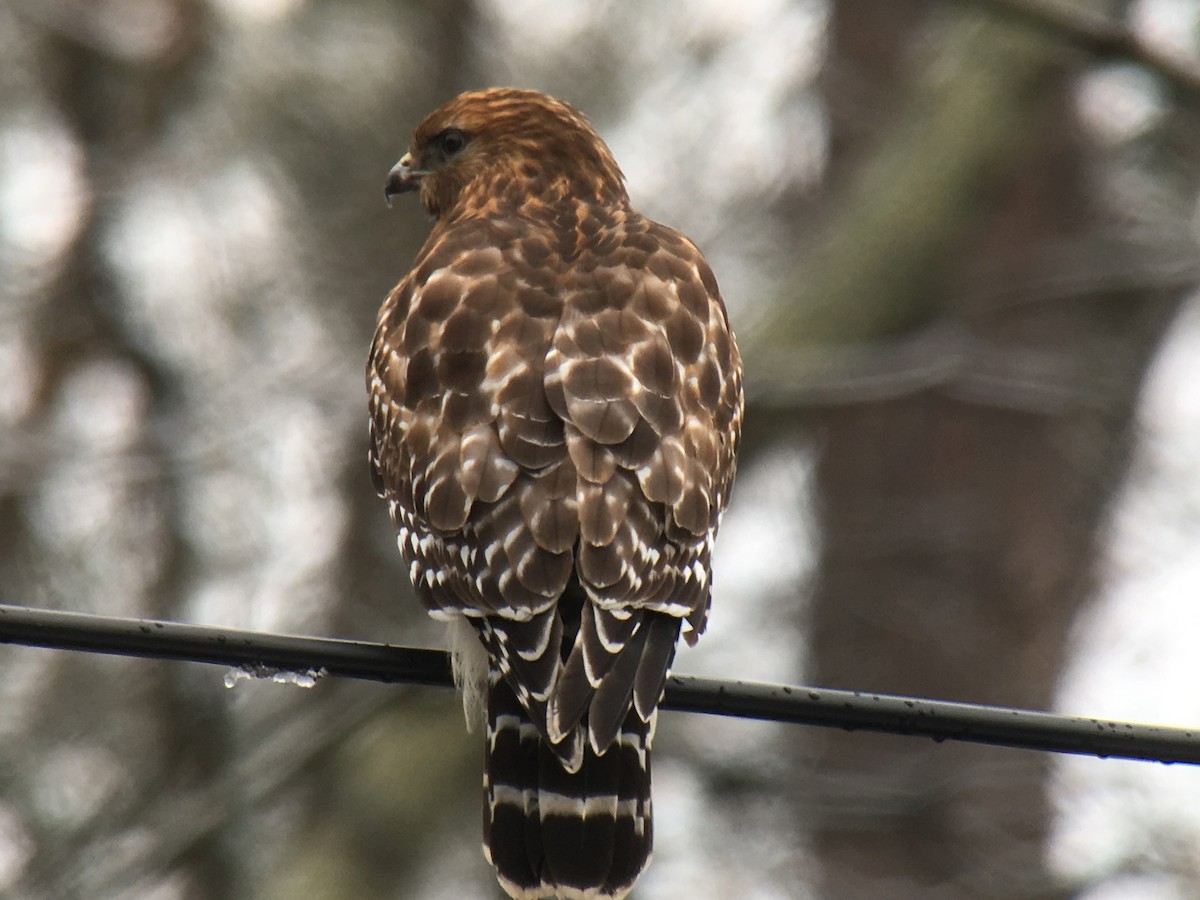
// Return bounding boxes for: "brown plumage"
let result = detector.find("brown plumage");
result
[368,88,743,900]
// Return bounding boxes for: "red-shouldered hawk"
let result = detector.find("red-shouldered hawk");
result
[368,88,743,900]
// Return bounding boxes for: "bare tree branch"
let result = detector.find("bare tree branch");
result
[970,0,1200,97]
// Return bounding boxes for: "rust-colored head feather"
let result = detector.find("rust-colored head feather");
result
[386,88,628,220]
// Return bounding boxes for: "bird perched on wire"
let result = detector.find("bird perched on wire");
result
[368,88,743,900]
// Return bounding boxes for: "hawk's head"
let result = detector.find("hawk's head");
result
[385,88,628,219]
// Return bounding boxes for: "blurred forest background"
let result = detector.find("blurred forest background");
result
[3,0,1200,898]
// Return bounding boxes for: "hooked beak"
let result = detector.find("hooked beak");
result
[384,153,427,207]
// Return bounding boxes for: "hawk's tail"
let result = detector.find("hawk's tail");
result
[483,672,654,900]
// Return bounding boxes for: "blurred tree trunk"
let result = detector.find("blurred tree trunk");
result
[764,6,1190,899]
[19,5,247,900]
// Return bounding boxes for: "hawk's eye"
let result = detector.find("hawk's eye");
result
[437,129,467,159]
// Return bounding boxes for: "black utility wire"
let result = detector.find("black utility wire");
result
[2,603,1198,765]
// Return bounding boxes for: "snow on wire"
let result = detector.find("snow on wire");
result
[2,602,1199,766]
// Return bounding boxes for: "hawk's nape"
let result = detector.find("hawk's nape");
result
[367,88,743,900]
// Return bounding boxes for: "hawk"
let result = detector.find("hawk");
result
[368,88,743,900]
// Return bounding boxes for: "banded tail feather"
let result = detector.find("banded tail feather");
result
[483,671,655,900]
[471,580,678,899]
